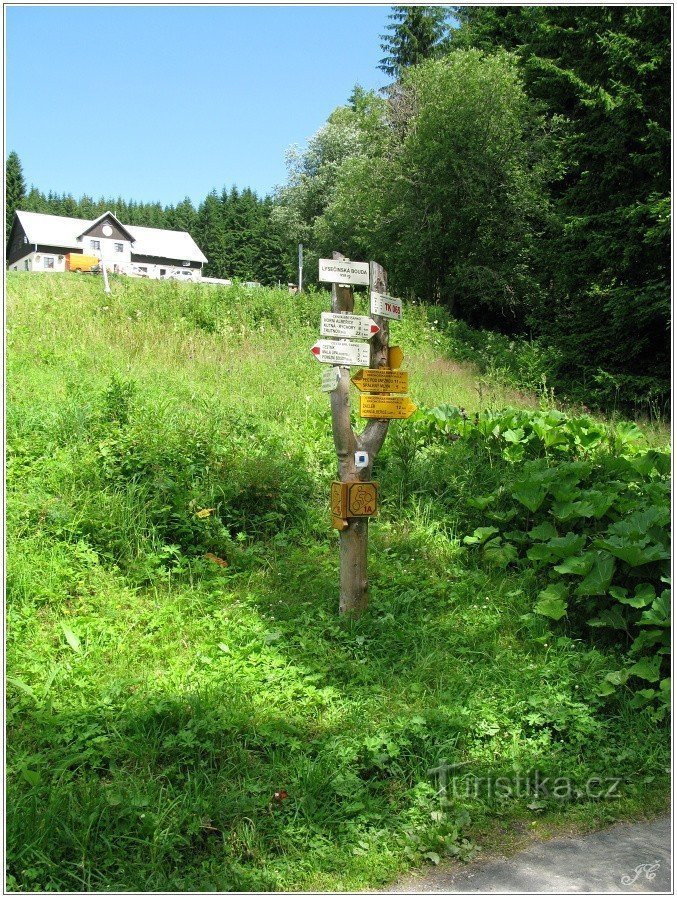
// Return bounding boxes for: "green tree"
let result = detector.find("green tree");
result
[379,6,452,79]
[197,190,226,278]
[6,152,26,238]
[452,5,670,396]
[272,91,387,284]
[317,50,552,327]
[166,197,197,234]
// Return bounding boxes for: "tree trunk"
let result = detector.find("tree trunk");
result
[329,253,390,615]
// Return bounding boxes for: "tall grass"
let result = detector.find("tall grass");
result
[6,272,670,892]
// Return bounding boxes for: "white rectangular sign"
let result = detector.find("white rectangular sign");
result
[311,340,371,366]
[318,259,370,286]
[320,312,380,340]
[321,367,341,392]
[371,291,403,321]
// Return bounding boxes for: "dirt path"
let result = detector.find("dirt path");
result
[386,816,671,893]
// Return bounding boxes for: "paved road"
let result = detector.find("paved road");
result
[387,816,671,893]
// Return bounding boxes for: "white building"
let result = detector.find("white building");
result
[7,210,208,280]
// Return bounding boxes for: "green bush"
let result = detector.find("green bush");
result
[395,404,671,714]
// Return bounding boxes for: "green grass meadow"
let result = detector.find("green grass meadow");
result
[6,273,670,891]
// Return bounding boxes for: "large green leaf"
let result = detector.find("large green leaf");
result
[580,489,618,518]
[546,532,587,559]
[527,544,557,563]
[639,590,670,628]
[554,553,595,576]
[587,607,627,629]
[594,537,669,567]
[512,483,548,512]
[609,583,655,608]
[630,629,666,655]
[627,657,662,683]
[576,551,616,596]
[608,507,670,540]
[552,499,595,520]
[483,538,518,569]
[528,522,558,541]
[502,428,525,444]
[463,526,499,546]
[534,583,568,620]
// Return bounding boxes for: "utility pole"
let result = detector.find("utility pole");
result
[298,243,303,293]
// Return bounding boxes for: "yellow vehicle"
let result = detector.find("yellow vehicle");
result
[66,253,100,273]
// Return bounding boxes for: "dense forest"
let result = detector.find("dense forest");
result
[6,6,670,411]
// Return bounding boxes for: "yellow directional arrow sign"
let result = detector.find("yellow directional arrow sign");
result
[388,346,404,369]
[351,368,409,394]
[359,395,418,419]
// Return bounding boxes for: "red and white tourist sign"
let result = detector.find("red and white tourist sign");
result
[311,339,371,366]
[320,312,380,339]
[370,291,403,321]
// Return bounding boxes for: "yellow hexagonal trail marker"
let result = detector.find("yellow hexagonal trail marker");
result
[331,481,378,519]
[348,482,378,517]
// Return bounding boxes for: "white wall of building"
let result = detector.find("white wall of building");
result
[8,251,66,273]
[8,250,201,282]
[79,235,132,266]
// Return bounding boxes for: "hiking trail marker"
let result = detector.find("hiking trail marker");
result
[319,251,417,615]
[320,312,380,339]
[311,339,371,366]
[371,291,402,321]
[319,258,370,286]
[359,395,418,420]
[352,368,409,394]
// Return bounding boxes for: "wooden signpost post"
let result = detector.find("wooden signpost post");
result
[316,252,415,614]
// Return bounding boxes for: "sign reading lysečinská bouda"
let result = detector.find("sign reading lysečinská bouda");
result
[318,259,370,285]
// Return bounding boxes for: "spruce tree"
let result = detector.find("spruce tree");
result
[379,6,451,79]
[6,151,26,239]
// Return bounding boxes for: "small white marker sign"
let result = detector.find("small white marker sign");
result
[321,367,341,393]
[320,312,380,340]
[371,291,403,321]
[311,340,371,366]
[318,259,370,286]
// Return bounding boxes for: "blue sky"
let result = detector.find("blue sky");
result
[6,5,393,206]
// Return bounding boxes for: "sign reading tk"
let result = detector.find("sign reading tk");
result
[311,340,371,366]
[371,291,403,321]
[319,259,370,286]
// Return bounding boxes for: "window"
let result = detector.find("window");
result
[90,239,101,251]
[43,257,55,269]
[182,261,190,267]
[24,260,29,270]
[114,242,124,253]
